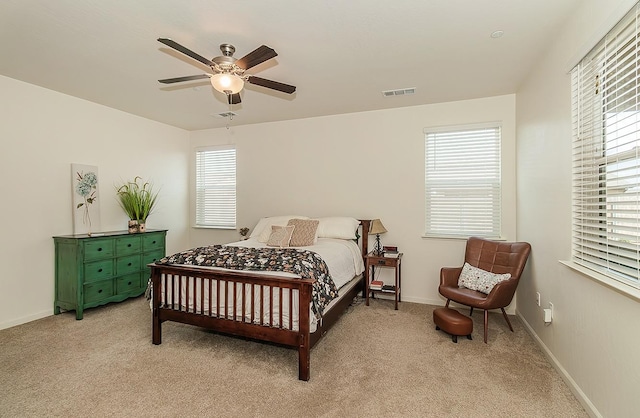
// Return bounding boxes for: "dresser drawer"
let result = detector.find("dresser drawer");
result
[84,280,114,303]
[142,250,165,275]
[116,235,141,255]
[84,239,114,261]
[142,233,164,251]
[142,250,164,266]
[116,255,141,275]
[84,259,114,282]
[116,273,142,293]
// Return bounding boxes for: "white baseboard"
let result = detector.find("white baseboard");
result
[370,295,517,315]
[0,310,52,331]
[516,310,601,418]
[402,295,443,305]
[369,293,443,306]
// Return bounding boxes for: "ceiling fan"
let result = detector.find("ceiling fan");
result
[157,38,296,105]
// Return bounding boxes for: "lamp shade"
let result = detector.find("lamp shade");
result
[370,219,387,235]
[210,73,245,94]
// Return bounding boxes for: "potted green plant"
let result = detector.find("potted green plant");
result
[116,176,158,233]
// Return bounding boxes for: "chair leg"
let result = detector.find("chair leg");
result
[501,308,514,332]
[483,310,489,343]
[445,299,450,308]
[469,307,474,316]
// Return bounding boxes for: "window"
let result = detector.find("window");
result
[424,125,502,239]
[571,3,640,288]
[195,146,236,229]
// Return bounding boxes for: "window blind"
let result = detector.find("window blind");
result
[571,2,640,287]
[195,146,236,229]
[424,125,502,239]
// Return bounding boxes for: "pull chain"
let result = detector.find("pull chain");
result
[226,93,234,130]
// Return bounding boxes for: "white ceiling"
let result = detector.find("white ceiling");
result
[0,0,580,131]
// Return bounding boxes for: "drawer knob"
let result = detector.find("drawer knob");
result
[98,268,103,272]
[128,281,132,285]
[128,262,132,266]
[98,289,103,293]
[378,260,386,265]
[97,248,102,252]
[127,244,132,247]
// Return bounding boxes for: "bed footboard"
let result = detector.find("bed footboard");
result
[150,264,314,380]
[150,219,371,381]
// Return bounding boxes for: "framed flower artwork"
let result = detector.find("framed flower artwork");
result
[71,163,101,235]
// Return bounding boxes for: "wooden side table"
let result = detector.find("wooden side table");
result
[364,252,403,310]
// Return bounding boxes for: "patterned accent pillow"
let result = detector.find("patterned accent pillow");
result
[458,262,511,294]
[266,225,295,248]
[252,215,309,242]
[287,218,320,247]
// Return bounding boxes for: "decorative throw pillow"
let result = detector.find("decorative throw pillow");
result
[287,218,320,247]
[458,262,511,295]
[266,225,295,248]
[251,215,309,242]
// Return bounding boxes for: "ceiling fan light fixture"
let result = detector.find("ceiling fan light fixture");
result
[210,73,244,94]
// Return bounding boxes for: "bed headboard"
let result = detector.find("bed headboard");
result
[359,219,371,258]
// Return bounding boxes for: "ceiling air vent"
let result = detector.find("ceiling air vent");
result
[382,88,416,97]
[216,112,238,118]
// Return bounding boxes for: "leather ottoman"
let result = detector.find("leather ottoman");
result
[433,307,473,343]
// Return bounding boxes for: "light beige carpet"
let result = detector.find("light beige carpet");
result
[0,297,586,417]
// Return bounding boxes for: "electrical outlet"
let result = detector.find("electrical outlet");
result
[536,292,541,306]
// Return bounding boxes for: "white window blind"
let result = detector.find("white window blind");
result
[195,146,236,229]
[571,2,640,287]
[424,125,502,239]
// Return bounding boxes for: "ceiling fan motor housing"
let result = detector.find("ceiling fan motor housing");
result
[212,47,243,78]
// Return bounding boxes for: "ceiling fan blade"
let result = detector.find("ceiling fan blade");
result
[157,38,214,67]
[228,93,242,105]
[158,74,210,84]
[247,76,296,94]
[235,45,278,70]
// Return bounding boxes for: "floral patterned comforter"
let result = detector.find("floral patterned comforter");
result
[156,245,338,318]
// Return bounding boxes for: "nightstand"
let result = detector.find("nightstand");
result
[364,251,403,310]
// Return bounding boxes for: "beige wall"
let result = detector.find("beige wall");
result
[189,95,517,308]
[516,0,640,416]
[0,75,191,329]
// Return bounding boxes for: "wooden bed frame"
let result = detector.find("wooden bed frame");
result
[150,219,370,381]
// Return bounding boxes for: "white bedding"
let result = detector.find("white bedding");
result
[156,237,364,333]
[228,237,365,287]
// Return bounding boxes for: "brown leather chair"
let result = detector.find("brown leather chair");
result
[438,237,531,343]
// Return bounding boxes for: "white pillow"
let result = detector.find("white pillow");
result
[458,262,511,295]
[314,217,360,240]
[250,215,309,243]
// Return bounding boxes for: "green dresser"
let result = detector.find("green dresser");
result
[53,229,167,319]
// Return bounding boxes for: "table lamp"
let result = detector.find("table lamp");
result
[370,219,387,255]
